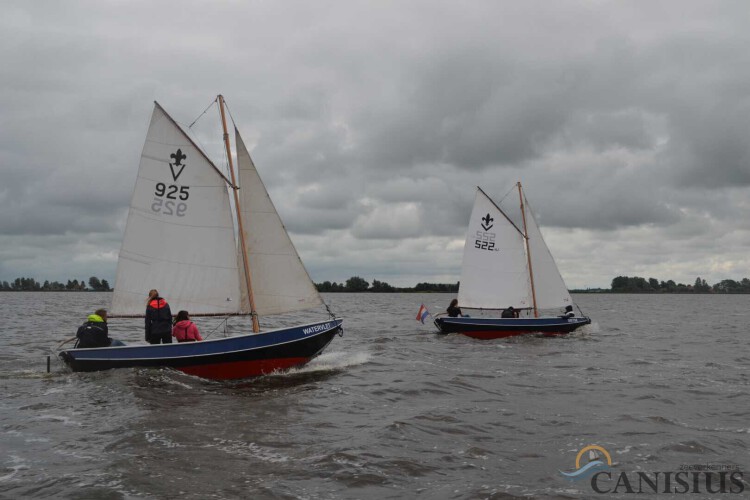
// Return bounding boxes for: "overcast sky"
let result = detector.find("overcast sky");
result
[1,0,750,289]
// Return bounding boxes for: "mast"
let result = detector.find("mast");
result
[518,182,539,318]
[219,94,260,333]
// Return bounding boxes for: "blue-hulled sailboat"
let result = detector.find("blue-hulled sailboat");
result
[434,184,590,339]
[59,96,342,379]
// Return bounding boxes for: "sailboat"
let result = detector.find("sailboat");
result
[434,183,590,339]
[59,96,342,379]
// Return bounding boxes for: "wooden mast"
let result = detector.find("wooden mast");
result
[218,95,260,333]
[518,182,539,318]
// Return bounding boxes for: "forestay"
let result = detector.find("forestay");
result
[236,130,323,315]
[458,188,532,310]
[111,103,243,316]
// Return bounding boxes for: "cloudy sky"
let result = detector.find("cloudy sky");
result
[1,0,749,289]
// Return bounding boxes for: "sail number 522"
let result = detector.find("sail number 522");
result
[151,182,189,217]
[475,231,497,251]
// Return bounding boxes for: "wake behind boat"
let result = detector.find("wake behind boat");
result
[434,183,591,339]
[59,96,342,379]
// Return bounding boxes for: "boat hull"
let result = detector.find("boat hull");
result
[59,319,343,380]
[434,316,590,339]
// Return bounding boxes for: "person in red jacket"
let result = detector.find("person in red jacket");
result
[145,289,172,344]
[172,310,203,342]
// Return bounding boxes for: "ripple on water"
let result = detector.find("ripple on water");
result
[2,292,750,499]
[659,440,716,454]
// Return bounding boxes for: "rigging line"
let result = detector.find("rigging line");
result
[496,184,518,205]
[222,96,239,129]
[203,317,229,340]
[575,303,587,317]
[324,302,337,320]
[215,98,231,179]
[188,97,219,129]
[221,98,241,182]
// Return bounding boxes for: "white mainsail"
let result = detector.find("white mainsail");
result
[111,103,244,316]
[458,188,532,309]
[522,194,573,309]
[235,129,323,315]
[457,186,572,312]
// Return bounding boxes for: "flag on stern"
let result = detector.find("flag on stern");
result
[416,304,430,324]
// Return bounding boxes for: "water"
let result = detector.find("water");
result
[1,292,748,498]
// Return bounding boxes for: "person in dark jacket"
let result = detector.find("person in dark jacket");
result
[561,305,575,319]
[501,306,519,318]
[146,289,172,344]
[76,309,121,348]
[447,299,463,318]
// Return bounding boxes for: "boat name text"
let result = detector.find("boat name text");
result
[303,323,332,335]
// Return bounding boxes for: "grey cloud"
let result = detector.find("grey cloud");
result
[2,1,750,288]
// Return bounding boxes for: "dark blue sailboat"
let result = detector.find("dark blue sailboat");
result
[60,319,342,379]
[434,184,591,339]
[60,96,342,379]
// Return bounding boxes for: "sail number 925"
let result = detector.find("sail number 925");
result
[155,182,189,200]
[151,182,189,217]
[474,231,497,251]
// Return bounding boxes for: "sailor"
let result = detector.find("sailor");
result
[561,305,575,319]
[501,306,518,318]
[146,289,173,344]
[172,310,203,342]
[447,299,463,317]
[75,309,124,348]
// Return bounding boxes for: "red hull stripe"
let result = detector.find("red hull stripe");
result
[461,330,570,340]
[176,357,310,380]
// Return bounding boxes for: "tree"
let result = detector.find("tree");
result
[345,276,370,292]
[89,276,102,290]
[100,279,111,291]
[371,279,395,292]
[694,277,710,293]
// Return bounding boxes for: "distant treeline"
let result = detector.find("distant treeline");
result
[319,275,750,294]
[315,276,459,293]
[9,273,748,295]
[0,276,112,292]
[572,276,750,294]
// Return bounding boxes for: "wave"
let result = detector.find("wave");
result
[280,351,371,375]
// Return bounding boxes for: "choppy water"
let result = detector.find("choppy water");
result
[1,292,748,499]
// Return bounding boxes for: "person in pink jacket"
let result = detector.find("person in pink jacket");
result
[172,310,203,342]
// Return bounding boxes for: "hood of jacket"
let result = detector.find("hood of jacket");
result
[149,298,168,309]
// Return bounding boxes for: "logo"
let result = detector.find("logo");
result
[151,149,191,218]
[169,149,187,181]
[560,445,612,482]
[474,213,499,252]
[481,213,494,231]
[559,444,744,495]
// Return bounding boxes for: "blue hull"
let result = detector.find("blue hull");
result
[59,319,343,380]
[434,316,590,339]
